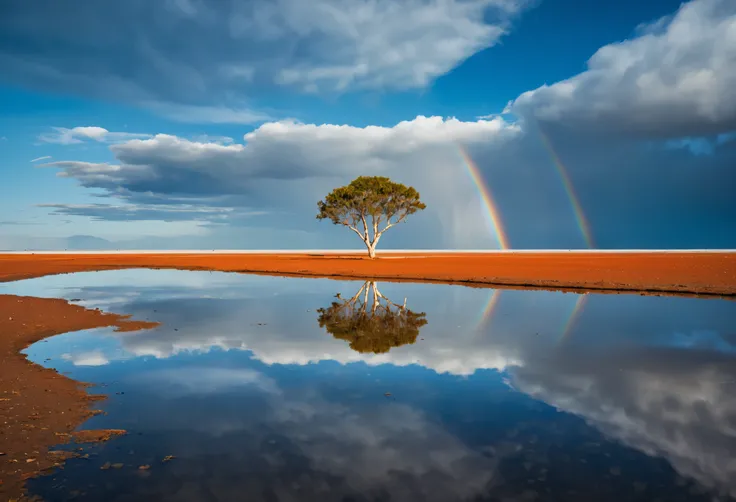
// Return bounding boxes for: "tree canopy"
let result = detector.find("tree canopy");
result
[316,176,426,257]
[317,281,428,354]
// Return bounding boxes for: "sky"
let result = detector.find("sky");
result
[0,0,734,250]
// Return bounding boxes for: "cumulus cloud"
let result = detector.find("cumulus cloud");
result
[42,116,519,248]
[509,0,736,137]
[37,126,152,145]
[39,109,736,248]
[478,0,736,248]
[0,0,531,113]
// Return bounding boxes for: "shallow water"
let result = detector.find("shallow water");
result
[3,269,736,502]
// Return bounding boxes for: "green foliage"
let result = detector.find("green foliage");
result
[316,176,426,255]
[316,282,428,354]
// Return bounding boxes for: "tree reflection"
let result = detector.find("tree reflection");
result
[317,281,428,354]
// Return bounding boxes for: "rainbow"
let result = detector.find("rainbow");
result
[457,145,510,250]
[476,289,501,333]
[538,131,595,249]
[558,293,589,344]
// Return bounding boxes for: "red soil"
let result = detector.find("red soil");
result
[0,295,158,501]
[0,251,734,296]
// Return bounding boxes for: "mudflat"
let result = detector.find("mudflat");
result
[0,251,734,296]
[0,295,157,501]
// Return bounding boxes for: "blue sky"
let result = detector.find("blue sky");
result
[0,0,734,250]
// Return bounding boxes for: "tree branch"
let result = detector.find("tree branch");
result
[350,282,369,303]
[376,210,409,237]
[360,213,370,241]
[344,222,367,241]
[374,287,406,310]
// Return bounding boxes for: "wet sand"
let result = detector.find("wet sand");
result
[0,251,734,296]
[0,295,157,501]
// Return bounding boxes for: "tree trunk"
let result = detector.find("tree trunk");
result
[371,282,380,313]
[365,240,377,259]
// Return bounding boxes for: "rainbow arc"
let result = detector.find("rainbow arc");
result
[538,131,595,249]
[457,145,509,250]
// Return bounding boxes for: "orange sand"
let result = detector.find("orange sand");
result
[0,251,734,297]
[0,295,157,500]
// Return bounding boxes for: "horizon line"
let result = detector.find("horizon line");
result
[1,249,735,254]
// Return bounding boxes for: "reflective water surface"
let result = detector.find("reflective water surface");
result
[3,269,736,502]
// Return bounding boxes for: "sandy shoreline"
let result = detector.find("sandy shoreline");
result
[0,251,734,297]
[0,295,157,500]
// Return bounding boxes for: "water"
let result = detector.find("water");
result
[3,269,736,501]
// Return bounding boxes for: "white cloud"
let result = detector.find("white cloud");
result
[509,0,736,137]
[143,102,272,124]
[30,155,52,163]
[257,0,527,92]
[0,0,533,115]
[37,203,267,224]
[38,126,152,145]
[43,116,519,248]
[72,126,108,141]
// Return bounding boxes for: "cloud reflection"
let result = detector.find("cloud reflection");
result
[8,269,736,496]
[509,346,736,498]
[97,380,501,502]
[61,350,110,366]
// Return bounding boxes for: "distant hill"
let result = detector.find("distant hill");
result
[64,235,115,250]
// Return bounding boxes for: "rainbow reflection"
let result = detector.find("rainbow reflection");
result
[559,293,589,345]
[476,289,501,333]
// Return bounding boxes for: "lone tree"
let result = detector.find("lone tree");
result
[316,176,426,258]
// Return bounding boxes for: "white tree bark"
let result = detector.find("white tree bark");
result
[344,211,408,258]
